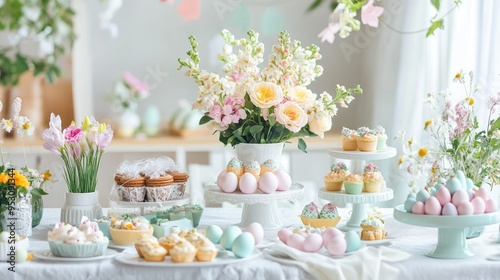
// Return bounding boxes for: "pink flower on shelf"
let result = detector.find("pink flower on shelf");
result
[361,0,384,28]
[63,126,83,144]
[123,71,150,94]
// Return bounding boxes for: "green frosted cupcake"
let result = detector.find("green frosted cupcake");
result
[344,174,363,194]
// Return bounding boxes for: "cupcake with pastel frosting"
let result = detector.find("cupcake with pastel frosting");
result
[344,174,363,194]
[195,238,219,262]
[244,160,261,180]
[356,127,377,152]
[260,159,279,174]
[363,163,383,193]
[226,158,244,177]
[141,242,167,262]
[341,127,358,151]
[169,240,197,263]
[375,125,388,150]
[324,162,349,191]
[360,216,386,240]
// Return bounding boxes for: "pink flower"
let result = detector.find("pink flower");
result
[361,0,384,28]
[49,113,62,131]
[123,71,150,93]
[42,127,65,155]
[318,24,340,44]
[63,126,83,144]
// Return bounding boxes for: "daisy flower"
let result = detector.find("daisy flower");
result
[1,119,13,133]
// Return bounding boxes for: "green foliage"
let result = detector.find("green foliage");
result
[0,0,75,86]
[426,19,444,37]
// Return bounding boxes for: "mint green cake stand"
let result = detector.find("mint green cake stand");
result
[393,205,500,259]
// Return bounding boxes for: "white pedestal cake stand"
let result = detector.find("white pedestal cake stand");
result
[204,183,304,230]
[394,205,500,259]
[318,187,394,231]
[328,146,397,174]
[109,195,190,216]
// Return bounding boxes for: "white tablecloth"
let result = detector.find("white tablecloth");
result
[2,207,500,280]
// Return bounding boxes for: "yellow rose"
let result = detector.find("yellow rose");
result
[289,86,316,107]
[249,82,283,109]
[14,171,30,188]
[308,114,332,138]
[275,101,308,133]
[0,172,8,184]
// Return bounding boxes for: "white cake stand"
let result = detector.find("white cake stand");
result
[204,183,304,230]
[328,146,397,174]
[109,195,190,216]
[393,205,500,259]
[318,187,394,231]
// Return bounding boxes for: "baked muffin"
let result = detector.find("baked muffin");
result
[341,127,358,151]
[118,176,147,202]
[159,233,185,255]
[360,216,386,240]
[135,233,158,258]
[324,162,349,191]
[169,240,197,263]
[356,127,377,152]
[141,243,167,262]
[195,238,218,262]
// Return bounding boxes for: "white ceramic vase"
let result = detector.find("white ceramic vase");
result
[234,142,284,164]
[60,191,103,226]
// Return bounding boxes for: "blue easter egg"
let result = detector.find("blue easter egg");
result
[344,230,361,252]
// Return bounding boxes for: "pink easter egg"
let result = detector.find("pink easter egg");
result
[471,197,486,214]
[303,233,323,253]
[325,236,347,256]
[474,187,490,201]
[286,233,305,250]
[275,169,292,191]
[245,223,264,245]
[435,187,451,206]
[467,189,475,201]
[485,199,499,213]
[451,189,469,206]
[412,201,425,214]
[239,173,258,194]
[441,202,458,216]
[257,172,279,194]
[457,201,474,215]
[322,228,343,246]
[217,171,238,193]
[277,229,293,244]
[424,197,442,215]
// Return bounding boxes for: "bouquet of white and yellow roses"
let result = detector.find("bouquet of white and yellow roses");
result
[178,29,362,152]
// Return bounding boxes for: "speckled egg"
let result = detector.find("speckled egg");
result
[287,233,305,250]
[278,229,293,244]
[301,202,320,219]
[245,223,264,245]
[205,225,223,244]
[232,232,255,258]
[217,171,238,193]
[471,197,486,214]
[257,172,279,194]
[319,203,338,219]
[275,169,292,191]
[424,196,441,215]
[344,230,361,252]
[303,233,323,253]
[219,226,243,250]
[239,173,258,194]
[441,202,458,216]
[325,235,347,256]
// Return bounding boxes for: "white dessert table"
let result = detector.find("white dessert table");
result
[4,208,500,280]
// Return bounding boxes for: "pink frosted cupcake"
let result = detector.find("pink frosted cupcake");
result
[356,127,377,152]
[342,127,358,151]
[324,162,349,191]
[363,163,383,192]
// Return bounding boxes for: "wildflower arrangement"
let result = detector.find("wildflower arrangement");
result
[397,71,500,190]
[0,98,52,221]
[178,29,362,152]
[42,114,114,193]
[110,71,150,112]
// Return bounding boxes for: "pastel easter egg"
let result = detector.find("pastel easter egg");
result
[244,223,264,245]
[325,235,347,256]
[446,178,462,195]
[257,172,279,194]
[485,199,499,213]
[239,173,258,194]
[322,228,343,246]
[287,233,305,250]
[442,202,458,216]
[424,197,442,215]
[455,170,467,190]
[15,249,28,263]
[275,169,292,191]
[344,230,361,253]
[457,202,474,215]
[438,177,447,184]
[412,201,425,214]
[452,189,470,207]
[429,187,437,196]
[416,190,431,203]
[471,197,486,214]
[303,233,323,253]
[278,229,293,244]
[217,171,238,193]
[232,232,255,258]
[407,192,416,200]
[434,182,445,191]
[474,187,490,202]
[466,178,476,190]
[220,226,243,250]
[436,187,451,206]
[404,198,416,213]
[205,225,224,244]
[467,189,475,201]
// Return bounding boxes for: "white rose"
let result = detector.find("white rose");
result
[275,101,308,133]
[308,114,332,138]
[289,86,316,107]
[249,82,283,108]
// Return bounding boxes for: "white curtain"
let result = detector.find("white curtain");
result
[364,0,500,206]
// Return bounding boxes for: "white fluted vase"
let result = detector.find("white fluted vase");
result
[60,191,103,226]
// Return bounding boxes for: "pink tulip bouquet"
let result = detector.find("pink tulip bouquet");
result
[42,114,114,193]
[178,29,362,152]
